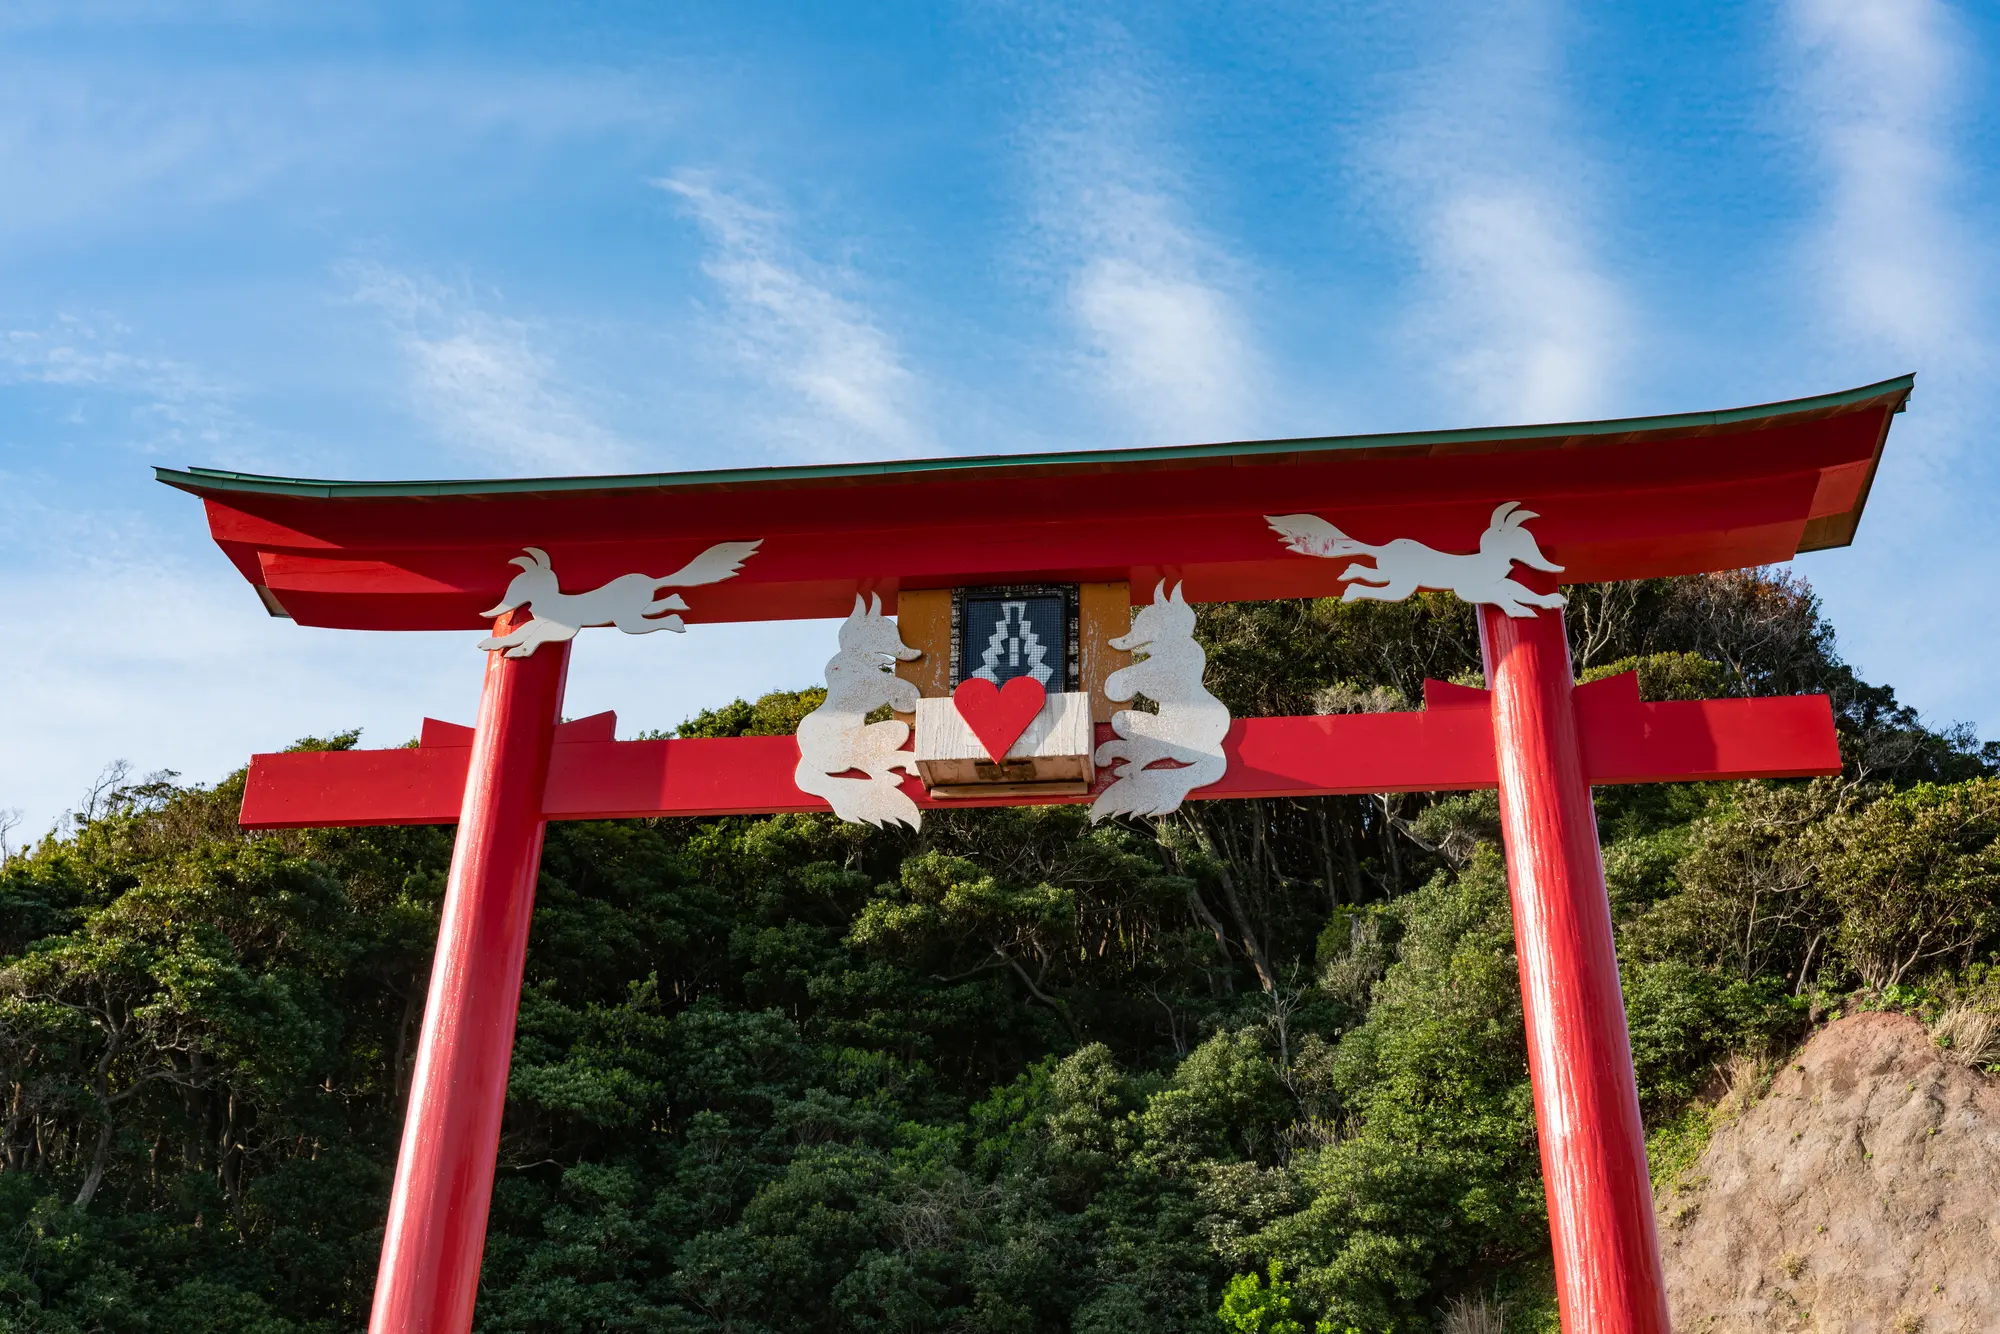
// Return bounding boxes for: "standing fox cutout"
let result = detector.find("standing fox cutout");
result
[792,594,926,829]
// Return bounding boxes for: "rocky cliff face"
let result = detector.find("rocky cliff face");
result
[1656,1012,2000,1333]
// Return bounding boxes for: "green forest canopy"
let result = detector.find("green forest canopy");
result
[0,570,1995,1333]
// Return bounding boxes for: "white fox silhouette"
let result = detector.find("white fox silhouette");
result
[1265,502,1565,618]
[477,541,761,657]
[1089,582,1231,822]
[793,594,925,829]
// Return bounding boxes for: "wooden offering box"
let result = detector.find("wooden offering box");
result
[895,580,1131,798]
[913,692,1094,796]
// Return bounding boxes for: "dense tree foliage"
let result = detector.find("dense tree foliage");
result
[0,571,1993,1332]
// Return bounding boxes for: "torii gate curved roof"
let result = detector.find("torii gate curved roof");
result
[158,375,1910,631]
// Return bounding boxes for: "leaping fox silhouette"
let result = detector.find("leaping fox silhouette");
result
[1265,502,1565,618]
[477,541,762,657]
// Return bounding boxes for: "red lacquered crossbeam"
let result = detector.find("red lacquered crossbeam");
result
[1569,673,1840,785]
[246,746,472,828]
[238,675,1841,830]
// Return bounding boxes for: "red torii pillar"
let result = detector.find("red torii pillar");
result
[1482,603,1667,1334]
[369,614,571,1334]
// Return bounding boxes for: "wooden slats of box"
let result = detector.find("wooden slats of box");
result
[913,693,1094,795]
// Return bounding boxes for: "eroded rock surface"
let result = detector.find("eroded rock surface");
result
[1657,1011,2000,1332]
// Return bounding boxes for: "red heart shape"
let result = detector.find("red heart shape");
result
[952,676,1047,762]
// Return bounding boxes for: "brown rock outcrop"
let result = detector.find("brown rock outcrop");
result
[1656,1011,2000,1332]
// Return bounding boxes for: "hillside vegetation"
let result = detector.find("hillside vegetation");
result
[0,572,1994,1333]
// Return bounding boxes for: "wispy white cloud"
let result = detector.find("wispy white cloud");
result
[657,174,927,457]
[1369,1,1630,424]
[1401,182,1627,424]
[1023,47,1263,445]
[1787,0,1985,400]
[1776,0,1997,735]
[346,264,631,475]
[1,315,244,452]
[0,58,676,243]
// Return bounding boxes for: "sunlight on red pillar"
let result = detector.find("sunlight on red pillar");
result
[369,618,570,1334]
[1480,602,1671,1334]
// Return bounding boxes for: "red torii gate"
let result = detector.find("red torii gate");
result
[160,374,1910,1334]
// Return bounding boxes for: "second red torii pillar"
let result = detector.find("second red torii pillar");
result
[1482,602,1670,1334]
[369,614,570,1334]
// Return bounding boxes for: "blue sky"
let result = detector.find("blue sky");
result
[1,1,1995,839]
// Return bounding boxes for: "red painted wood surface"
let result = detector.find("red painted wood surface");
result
[368,618,570,1334]
[1480,606,1670,1333]
[163,380,1907,631]
[238,677,1839,828]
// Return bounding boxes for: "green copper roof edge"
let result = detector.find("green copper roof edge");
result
[156,374,1914,502]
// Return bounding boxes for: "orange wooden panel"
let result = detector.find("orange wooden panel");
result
[1079,581,1132,723]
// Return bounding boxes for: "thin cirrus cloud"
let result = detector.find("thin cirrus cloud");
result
[0,50,679,245]
[0,317,243,454]
[1402,183,1629,425]
[1787,0,1986,444]
[346,262,634,476]
[1021,56,1265,447]
[656,174,930,459]
[1367,1,1631,426]
[1777,0,1996,727]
